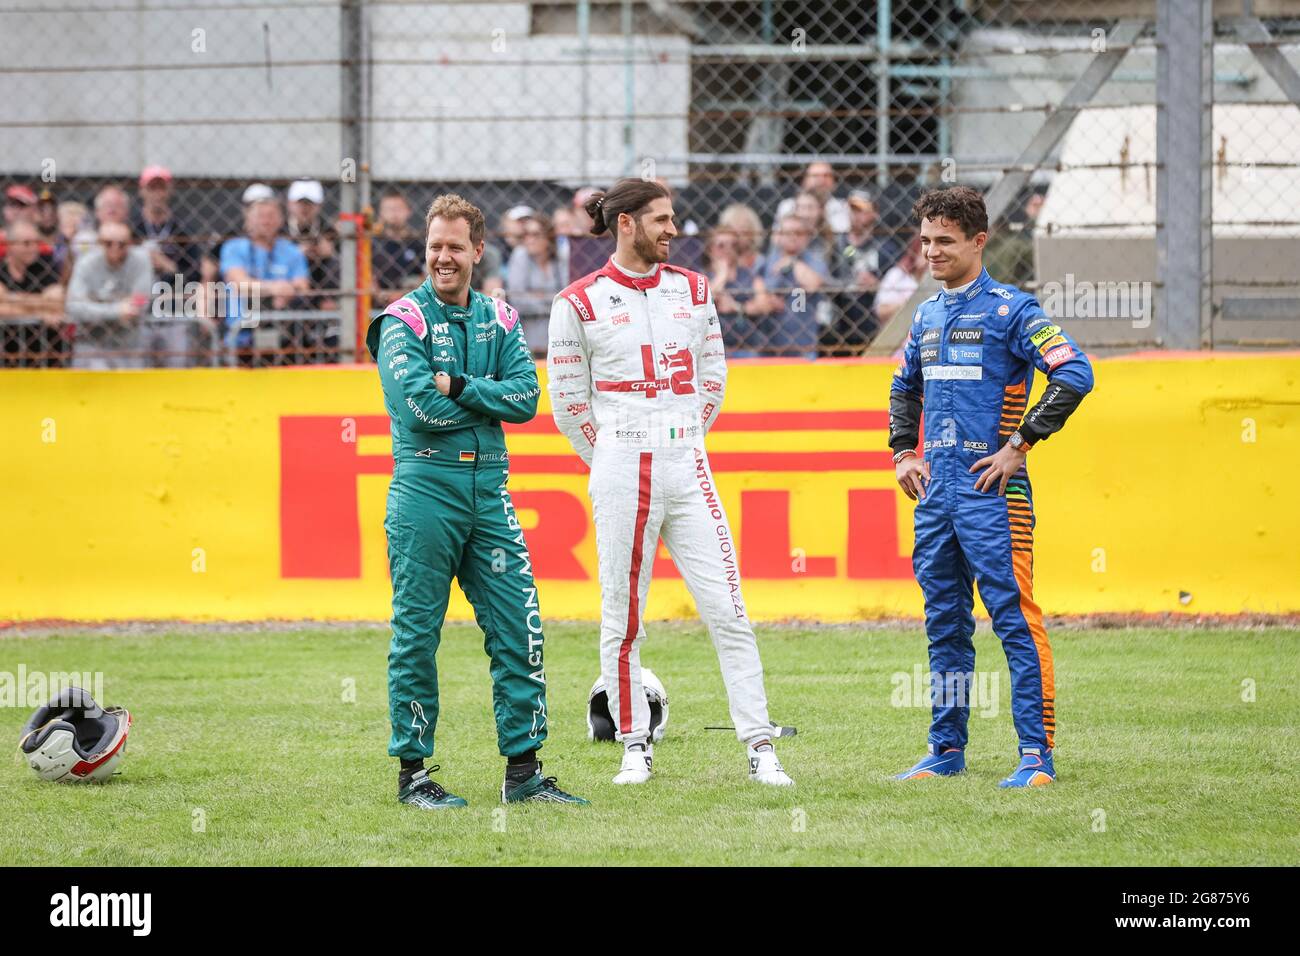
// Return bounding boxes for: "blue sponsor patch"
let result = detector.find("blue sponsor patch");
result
[948,346,983,365]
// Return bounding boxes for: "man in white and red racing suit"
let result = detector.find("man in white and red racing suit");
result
[547,181,792,787]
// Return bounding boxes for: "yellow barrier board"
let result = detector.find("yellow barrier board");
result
[2,355,1297,621]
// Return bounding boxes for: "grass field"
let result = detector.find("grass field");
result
[1,622,1296,866]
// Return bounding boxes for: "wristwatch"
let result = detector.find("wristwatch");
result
[1008,430,1033,452]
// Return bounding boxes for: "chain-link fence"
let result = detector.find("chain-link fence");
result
[1,0,1298,367]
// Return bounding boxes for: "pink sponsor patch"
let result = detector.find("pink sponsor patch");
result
[494,298,520,332]
[385,297,426,339]
[1043,344,1075,368]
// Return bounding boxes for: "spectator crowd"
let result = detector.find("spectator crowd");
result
[1,162,1040,368]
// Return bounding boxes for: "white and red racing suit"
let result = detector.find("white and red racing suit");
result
[547,256,776,747]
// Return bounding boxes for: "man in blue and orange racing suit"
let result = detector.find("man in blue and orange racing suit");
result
[889,186,1094,788]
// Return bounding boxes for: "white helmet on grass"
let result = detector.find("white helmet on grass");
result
[19,687,131,783]
[587,667,669,743]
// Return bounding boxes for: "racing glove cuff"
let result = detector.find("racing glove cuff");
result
[888,390,922,455]
[447,375,466,400]
[1018,380,1086,445]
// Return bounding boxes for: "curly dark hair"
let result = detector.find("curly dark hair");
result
[911,186,988,239]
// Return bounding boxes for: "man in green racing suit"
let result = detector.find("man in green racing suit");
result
[368,194,587,808]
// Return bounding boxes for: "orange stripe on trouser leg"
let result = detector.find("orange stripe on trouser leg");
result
[1012,547,1055,750]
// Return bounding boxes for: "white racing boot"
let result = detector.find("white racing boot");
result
[613,743,653,785]
[747,743,794,787]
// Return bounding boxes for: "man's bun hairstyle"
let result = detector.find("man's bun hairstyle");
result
[912,185,989,239]
[586,178,671,237]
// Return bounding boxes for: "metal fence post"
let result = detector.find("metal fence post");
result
[1156,0,1213,350]
[338,0,364,362]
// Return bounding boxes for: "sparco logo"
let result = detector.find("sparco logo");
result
[566,292,591,321]
[50,886,152,936]
[962,440,989,452]
[696,274,707,302]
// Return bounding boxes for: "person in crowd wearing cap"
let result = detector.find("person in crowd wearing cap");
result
[774,161,851,236]
[2,185,39,234]
[219,196,310,366]
[825,189,904,356]
[132,166,198,286]
[373,188,426,307]
[286,179,339,306]
[242,183,275,205]
[505,211,566,355]
[131,165,204,366]
[0,220,67,368]
[283,179,341,363]
[65,221,153,369]
[238,183,276,236]
[497,204,534,258]
[0,186,46,261]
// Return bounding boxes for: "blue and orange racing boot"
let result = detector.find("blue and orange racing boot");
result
[998,748,1056,788]
[895,746,966,780]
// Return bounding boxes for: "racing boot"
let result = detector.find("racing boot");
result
[612,742,653,785]
[998,748,1055,788]
[502,763,590,805]
[398,766,468,809]
[748,742,794,786]
[895,745,966,780]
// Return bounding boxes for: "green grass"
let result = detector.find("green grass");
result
[1,623,1296,866]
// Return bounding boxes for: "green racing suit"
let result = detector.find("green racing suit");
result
[366,278,546,761]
